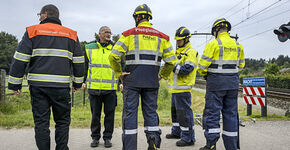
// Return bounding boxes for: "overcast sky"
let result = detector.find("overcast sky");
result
[1,0,289,60]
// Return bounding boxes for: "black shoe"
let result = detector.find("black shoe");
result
[104,139,112,148]
[147,136,157,150]
[90,139,99,147]
[199,145,216,150]
[165,133,180,139]
[176,140,194,147]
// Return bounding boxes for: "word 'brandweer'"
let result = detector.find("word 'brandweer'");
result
[135,28,159,34]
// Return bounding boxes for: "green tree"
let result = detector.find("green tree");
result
[94,33,100,41]
[264,63,280,75]
[112,34,120,44]
[0,32,18,72]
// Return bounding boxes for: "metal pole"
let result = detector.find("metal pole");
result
[0,69,6,104]
[247,104,252,116]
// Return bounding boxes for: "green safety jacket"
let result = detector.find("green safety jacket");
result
[85,42,118,90]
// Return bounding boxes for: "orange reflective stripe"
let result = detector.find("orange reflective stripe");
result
[26,23,77,42]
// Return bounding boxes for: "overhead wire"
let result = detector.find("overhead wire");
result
[232,0,282,28]
[240,27,276,41]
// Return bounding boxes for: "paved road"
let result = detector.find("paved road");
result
[1,121,290,150]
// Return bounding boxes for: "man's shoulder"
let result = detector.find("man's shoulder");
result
[86,42,98,49]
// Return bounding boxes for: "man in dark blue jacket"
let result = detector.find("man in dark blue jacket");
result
[8,4,84,150]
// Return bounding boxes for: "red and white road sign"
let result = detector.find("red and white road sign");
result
[243,87,265,96]
[243,96,265,107]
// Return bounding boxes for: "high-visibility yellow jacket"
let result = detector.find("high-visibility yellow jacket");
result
[85,42,118,90]
[108,21,177,88]
[168,43,199,93]
[198,32,245,76]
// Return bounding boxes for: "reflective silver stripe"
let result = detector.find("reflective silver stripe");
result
[32,49,73,59]
[124,129,137,135]
[168,85,192,89]
[102,64,111,68]
[239,59,245,63]
[73,76,84,83]
[102,79,118,83]
[235,41,240,45]
[73,56,84,63]
[216,38,222,45]
[223,130,238,136]
[163,46,173,53]
[237,47,241,58]
[184,61,196,68]
[144,126,160,131]
[172,122,179,127]
[208,128,220,133]
[175,65,181,74]
[111,49,123,56]
[111,71,115,90]
[8,76,22,84]
[90,64,102,67]
[180,126,189,131]
[115,41,128,52]
[134,35,140,61]
[208,68,238,73]
[87,79,101,82]
[127,50,162,57]
[201,54,212,62]
[198,64,207,70]
[126,60,161,66]
[88,49,92,88]
[14,51,31,62]
[211,60,238,64]
[173,61,179,86]
[163,55,177,62]
[27,74,70,83]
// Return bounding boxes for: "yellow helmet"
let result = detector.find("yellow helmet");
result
[174,26,191,40]
[133,4,152,20]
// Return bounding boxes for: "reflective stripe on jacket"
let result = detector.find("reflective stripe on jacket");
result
[85,42,117,90]
[8,17,84,90]
[168,43,199,93]
[198,32,245,76]
[109,21,177,88]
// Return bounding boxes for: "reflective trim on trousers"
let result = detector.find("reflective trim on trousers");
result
[223,130,238,137]
[180,126,189,131]
[125,60,161,66]
[208,128,221,133]
[27,73,70,83]
[127,49,162,57]
[14,51,31,62]
[172,122,180,127]
[8,76,23,84]
[73,76,84,83]
[124,129,138,135]
[208,68,239,73]
[32,48,73,59]
[144,126,160,132]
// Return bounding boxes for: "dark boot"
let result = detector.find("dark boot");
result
[165,133,180,139]
[176,140,194,147]
[147,136,157,150]
[90,139,99,147]
[199,145,216,150]
[104,139,112,148]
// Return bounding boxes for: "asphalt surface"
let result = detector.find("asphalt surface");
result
[1,121,290,150]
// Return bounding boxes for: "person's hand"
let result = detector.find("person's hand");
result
[13,90,21,96]
[158,75,162,81]
[119,84,123,91]
[81,83,86,90]
[73,88,81,93]
[119,72,130,83]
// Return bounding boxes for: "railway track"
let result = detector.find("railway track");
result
[195,79,290,101]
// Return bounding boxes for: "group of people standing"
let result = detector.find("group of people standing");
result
[8,3,244,150]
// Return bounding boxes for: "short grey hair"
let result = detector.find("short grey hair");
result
[99,26,110,33]
[40,4,59,18]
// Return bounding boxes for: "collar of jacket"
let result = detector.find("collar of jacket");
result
[176,42,192,55]
[40,17,62,25]
[217,32,230,39]
[137,21,152,27]
[97,39,113,48]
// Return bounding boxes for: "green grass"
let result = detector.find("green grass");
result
[0,80,289,129]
